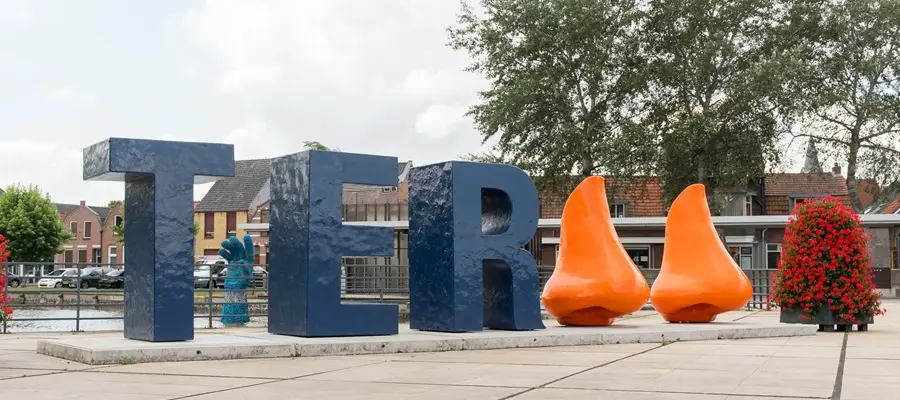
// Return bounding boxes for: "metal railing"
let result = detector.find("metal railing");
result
[0,262,779,333]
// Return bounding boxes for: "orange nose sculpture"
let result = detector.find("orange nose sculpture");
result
[650,184,753,323]
[541,176,650,326]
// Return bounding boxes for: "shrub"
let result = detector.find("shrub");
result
[769,197,885,322]
[0,234,11,323]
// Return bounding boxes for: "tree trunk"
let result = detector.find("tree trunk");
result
[846,139,862,212]
[580,152,593,177]
[697,157,727,245]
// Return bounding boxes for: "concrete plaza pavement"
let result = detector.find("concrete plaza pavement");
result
[1,302,899,399]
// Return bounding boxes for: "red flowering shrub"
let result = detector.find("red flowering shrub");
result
[0,234,11,322]
[770,197,885,322]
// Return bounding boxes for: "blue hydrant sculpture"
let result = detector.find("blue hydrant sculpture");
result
[219,234,255,325]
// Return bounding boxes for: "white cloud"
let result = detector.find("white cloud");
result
[415,104,471,139]
[0,1,32,26]
[179,0,491,164]
[45,86,95,105]
[400,69,483,98]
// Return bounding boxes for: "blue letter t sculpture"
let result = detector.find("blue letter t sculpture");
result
[83,138,234,342]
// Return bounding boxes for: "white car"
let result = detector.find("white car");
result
[37,268,78,288]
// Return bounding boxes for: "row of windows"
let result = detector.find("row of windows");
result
[202,212,239,239]
[62,245,119,264]
[67,216,123,240]
[555,243,782,269]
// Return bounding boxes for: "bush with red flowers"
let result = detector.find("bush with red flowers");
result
[770,197,885,322]
[0,234,11,323]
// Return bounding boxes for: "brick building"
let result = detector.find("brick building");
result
[54,200,124,268]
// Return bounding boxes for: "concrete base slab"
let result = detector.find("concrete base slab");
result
[36,320,818,365]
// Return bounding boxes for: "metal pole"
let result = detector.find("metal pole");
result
[207,272,213,329]
[75,264,82,332]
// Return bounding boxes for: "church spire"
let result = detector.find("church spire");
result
[801,138,823,173]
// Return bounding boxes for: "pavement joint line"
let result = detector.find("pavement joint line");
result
[164,360,389,400]
[830,332,849,400]
[733,310,765,322]
[525,386,829,399]
[499,342,667,399]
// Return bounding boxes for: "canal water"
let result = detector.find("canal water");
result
[5,309,268,333]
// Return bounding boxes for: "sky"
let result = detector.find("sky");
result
[0,0,818,208]
[0,0,490,206]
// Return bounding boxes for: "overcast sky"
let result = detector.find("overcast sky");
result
[0,0,490,206]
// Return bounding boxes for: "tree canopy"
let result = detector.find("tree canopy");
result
[452,0,897,211]
[792,0,900,210]
[450,0,653,193]
[0,184,72,262]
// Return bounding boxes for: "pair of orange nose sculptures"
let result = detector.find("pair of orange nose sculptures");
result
[541,177,753,325]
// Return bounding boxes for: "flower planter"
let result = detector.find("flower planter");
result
[780,304,874,332]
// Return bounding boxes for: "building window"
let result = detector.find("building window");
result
[64,249,74,263]
[729,246,753,269]
[625,247,651,269]
[381,186,398,193]
[77,249,88,264]
[83,221,92,239]
[610,203,626,218]
[226,212,237,236]
[92,248,101,264]
[204,213,215,239]
[793,198,811,209]
[114,215,123,228]
[69,221,77,235]
[766,243,782,269]
[744,196,753,216]
[108,246,118,265]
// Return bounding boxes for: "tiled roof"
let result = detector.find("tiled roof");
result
[881,198,900,214]
[196,159,271,212]
[763,173,848,196]
[539,176,666,218]
[55,203,80,215]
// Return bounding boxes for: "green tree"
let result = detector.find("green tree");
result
[111,203,199,245]
[302,141,338,151]
[791,0,900,211]
[641,0,801,212]
[449,0,654,193]
[0,184,73,262]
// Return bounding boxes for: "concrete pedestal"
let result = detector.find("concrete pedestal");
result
[37,320,817,365]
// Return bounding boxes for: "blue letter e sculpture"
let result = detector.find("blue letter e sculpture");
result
[409,162,544,332]
[268,150,399,337]
[83,138,234,342]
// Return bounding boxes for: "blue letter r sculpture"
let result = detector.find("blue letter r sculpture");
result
[268,150,399,337]
[83,138,234,342]
[408,161,545,332]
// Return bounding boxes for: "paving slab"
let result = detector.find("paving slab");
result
[35,320,817,365]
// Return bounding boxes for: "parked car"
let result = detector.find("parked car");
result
[37,268,78,288]
[66,267,115,289]
[97,269,124,289]
[5,273,21,288]
[194,261,227,289]
[214,265,268,289]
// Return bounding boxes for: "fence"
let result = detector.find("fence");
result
[0,262,779,333]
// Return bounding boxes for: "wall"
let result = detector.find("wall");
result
[57,203,99,264]
[194,211,249,257]
[100,202,124,266]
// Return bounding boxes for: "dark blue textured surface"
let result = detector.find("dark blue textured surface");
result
[83,138,234,342]
[268,150,399,337]
[408,162,545,332]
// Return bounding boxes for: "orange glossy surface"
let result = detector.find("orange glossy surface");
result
[650,184,753,323]
[540,177,650,326]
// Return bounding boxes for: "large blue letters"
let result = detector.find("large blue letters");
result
[83,138,234,342]
[408,162,544,332]
[268,151,399,337]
